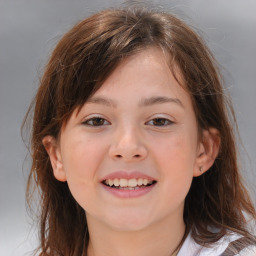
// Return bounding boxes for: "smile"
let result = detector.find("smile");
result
[100,171,157,198]
[102,178,156,190]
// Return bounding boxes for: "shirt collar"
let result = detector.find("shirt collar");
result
[177,230,242,256]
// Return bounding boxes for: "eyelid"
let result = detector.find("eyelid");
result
[145,116,175,127]
[81,115,111,126]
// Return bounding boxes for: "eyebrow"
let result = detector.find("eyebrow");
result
[86,96,184,108]
[86,97,117,108]
[139,96,184,108]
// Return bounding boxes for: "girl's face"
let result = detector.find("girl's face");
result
[46,48,215,231]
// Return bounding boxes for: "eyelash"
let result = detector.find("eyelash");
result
[82,117,173,127]
[146,118,173,127]
[82,117,111,127]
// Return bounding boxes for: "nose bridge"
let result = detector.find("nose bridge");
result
[109,120,147,161]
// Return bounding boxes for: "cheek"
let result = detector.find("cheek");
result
[60,135,107,198]
[62,135,103,178]
[152,132,197,198]
[60,136,106,210]
[156,132,197,170]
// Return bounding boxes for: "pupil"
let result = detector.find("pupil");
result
[94,118,103,125]
[154,118,165,126]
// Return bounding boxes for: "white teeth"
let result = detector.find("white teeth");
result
[137,178,143,186]
[104,178,155,187]
[114,178,119,187]
[118,186,141,190]
[128,179,137,187]
[143,179,148,185]
[120,179,128,187]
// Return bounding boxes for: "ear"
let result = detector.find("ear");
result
[193,128,221,177]
[42,135,67,182]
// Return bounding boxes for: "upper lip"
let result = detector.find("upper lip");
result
[100,171,157,182]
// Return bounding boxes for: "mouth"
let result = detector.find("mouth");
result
[102,178,157,190]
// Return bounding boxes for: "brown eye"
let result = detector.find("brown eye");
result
[147,118,173,126]
[83,117,110,126]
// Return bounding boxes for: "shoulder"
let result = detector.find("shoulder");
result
[178,231,255,256]
[238,246,256,256]
[222,236,256,256]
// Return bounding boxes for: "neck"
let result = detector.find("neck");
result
[86,213,185,256]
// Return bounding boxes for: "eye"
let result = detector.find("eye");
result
[146,118,173,127]
[82,117,110,127]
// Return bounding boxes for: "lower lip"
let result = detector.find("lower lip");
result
[101,183,156,198]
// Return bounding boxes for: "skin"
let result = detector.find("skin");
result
[44,47,220,256]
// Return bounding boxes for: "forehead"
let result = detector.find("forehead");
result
[90,47,190,106]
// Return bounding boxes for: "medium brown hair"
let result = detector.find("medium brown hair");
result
[23,6,256,255]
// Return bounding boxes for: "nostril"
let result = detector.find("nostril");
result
[114,154,141,159]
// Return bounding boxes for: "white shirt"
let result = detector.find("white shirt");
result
[177,231,256,256]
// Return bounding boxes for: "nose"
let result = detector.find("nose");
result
[108,125,148,162]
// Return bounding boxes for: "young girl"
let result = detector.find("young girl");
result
[24,5,256,256]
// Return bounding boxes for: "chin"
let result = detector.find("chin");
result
[103,210,154,232]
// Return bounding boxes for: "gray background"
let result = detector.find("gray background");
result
[1,0,255,255]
